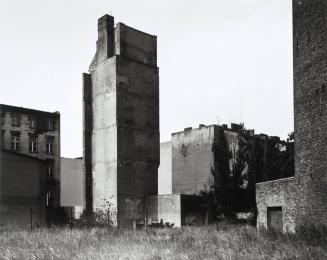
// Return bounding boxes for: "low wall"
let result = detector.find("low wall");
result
[147,195,181,227]
[0,205,46,227]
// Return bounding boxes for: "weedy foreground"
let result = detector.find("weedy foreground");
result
[1,224,327,259]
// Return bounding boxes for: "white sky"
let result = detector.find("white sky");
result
[0,0,293,158]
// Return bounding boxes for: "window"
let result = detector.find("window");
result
[11,134,20,151]
[47,119,55,131]
[29,117,37,129]
[29,135,38,153]
[48,166,54,177]
[1,130,5,147]
[46,136,55,155]
[11,113,20,127]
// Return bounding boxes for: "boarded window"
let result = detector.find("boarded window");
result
[267,206,283,232]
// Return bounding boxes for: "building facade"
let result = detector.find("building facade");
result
[83,15,159,226]
[0,104,61,208]
[256,0,327,232]
[0,104,60,226]
[171,125,218,195]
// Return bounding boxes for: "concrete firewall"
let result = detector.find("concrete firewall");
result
[83,15,159,227]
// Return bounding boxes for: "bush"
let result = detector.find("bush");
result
[78,197,114,228]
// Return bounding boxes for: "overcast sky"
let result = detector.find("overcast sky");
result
[0,0,293,158]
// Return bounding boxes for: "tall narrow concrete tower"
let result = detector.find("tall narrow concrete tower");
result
[83,15,159,226]
[293,0,327,226]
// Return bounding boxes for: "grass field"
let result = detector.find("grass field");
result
[1,224,327,260]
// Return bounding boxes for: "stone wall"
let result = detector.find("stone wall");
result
[256,177,296,232]
[292,0,327,227]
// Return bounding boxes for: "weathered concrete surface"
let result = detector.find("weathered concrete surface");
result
[0,150,47,226]
[0,104,61,207]
[256,0,327,231]
[158,141,172,195]
[84,15,159,226]
[170,125,243,195]
[60,158,83,208]
[172,125,217,195]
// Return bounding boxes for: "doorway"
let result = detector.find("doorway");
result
[267,206,283,232]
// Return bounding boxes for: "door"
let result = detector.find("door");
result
[267,206,283,232]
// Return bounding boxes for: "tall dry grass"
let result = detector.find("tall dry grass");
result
[0,223,327,259]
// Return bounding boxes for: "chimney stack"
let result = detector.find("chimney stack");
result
[96,14,115,62]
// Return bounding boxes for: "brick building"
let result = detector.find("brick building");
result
[83,15,159,227]
[256,0,327,232]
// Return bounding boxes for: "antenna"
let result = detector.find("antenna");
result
[216,116,220,126]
